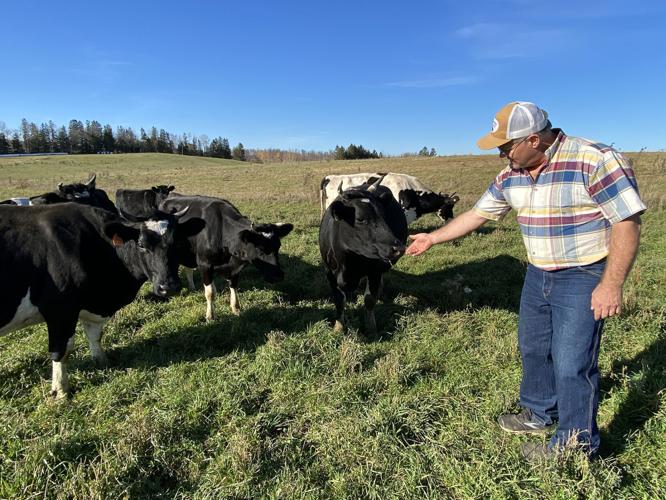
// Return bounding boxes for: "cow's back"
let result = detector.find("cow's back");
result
[160,195,250,263]
[0,204,137,327]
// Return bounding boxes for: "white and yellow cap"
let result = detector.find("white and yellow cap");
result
[477,101,549,150]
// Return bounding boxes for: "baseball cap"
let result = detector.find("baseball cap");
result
[477,101,549,150]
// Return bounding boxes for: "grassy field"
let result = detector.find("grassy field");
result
[0,152,664,499]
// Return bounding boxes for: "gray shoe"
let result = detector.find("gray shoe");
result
[498,408,554,434]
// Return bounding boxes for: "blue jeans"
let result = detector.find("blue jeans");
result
[518,260,606,454]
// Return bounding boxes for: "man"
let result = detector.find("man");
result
[406,101,646,459]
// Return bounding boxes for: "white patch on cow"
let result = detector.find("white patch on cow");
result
[0,288,44,335]
[260,232,272,239]
[80,316,108,364]
[360,198,371,203]
[73,192,90,199]
[51,336,75,399]
[146,220,169,235]
[79,310,109,323]
[204,282,216,321]
[11,197,32,206]
[404,207,418,224]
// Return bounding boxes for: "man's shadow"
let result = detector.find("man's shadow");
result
[599,321,666,457]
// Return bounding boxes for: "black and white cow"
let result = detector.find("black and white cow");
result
[116,185,176,218]
[0,203,204,398]
[320,172,459,224]
[0,173,117,213]
[160,195,293,321]
[319,178,408,333]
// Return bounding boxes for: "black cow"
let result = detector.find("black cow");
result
[1,173,117,212]
[319,178,408,333]
[160,195,293,321]
[116,185,176,217]
[0,203,204,398]
[321,172,459,224]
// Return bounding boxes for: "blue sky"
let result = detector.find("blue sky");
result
[1,0,665,155]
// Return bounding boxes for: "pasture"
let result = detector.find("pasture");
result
[1,152,664,498]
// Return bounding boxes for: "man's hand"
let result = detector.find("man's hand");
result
[591,282,622,320]
[406,233,434,256]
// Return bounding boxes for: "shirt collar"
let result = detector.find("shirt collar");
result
[544,129,566,162]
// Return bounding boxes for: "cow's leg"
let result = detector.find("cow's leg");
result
[228,274,241,315]
[201,267,217,322]
[327,271,347,333]
[81,319,108,366]
[47,316,77,399]
[184,267,196,291]
[364,273,382,334]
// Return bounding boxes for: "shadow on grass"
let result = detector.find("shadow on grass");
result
[599,322,666,457]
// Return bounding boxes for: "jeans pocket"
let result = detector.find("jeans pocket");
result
[576,265,604,278]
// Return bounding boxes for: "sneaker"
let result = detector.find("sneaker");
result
[498,408,554,434]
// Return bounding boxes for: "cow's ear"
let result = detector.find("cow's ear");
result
[176,217,205,238]
[270,223,294,239]
[331,201,355,223]
[239,229,264,246]
[151,186,159,192]
[104,222,140,247]
[398,189,417,207]
[168,185,175,192]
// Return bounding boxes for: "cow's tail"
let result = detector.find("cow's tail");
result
[320,177,330,218]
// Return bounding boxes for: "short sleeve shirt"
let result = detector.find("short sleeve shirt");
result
[474,130,647,270]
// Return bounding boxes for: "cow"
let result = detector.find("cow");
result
[319,177,408,334]
[0,173,117,212]
[116,185,176,218]
[320,172,459,224]
[159,195,293,321]
[0,203,205,398]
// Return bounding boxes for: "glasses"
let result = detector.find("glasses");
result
[498,136,528,157]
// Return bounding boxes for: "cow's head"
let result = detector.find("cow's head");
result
[236,223,294,283]
[152,185,175,202]
[436,192,460,221]
[329,180,407,264]
[56,173,97,201]
[107,207,205,296]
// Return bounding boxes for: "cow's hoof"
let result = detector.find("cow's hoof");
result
[333,320,347,333]
[205,315,215,323]
[231,307,241,316]
[49,389,68,400]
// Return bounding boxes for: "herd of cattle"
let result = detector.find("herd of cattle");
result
[0,173,459,398]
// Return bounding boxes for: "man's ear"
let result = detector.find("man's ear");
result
[103,222,140,247]
[331,201,355,224]
[176,217,205,238]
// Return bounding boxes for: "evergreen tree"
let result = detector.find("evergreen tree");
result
[68,120,85,154]
[232,142,246,161]
[102,124,115,152]
[220,138,232,159]
[0,133,9,154]
[55,126,70,153]
[11,132,23,153]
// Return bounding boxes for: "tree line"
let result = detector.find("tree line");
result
[0,119,438,162]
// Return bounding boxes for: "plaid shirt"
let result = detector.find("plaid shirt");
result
[474,129,647,270]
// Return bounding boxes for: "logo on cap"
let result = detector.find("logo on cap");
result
[491,118,499,133]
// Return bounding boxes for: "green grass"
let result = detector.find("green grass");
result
[1,153,664,498]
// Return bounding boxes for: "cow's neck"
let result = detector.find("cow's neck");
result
[114,244,151,285]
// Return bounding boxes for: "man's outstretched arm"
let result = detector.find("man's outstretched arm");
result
[406,209,489,256]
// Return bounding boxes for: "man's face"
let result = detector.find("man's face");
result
[498,135,542,169]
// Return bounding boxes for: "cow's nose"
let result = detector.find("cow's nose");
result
[391,243,405,257]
